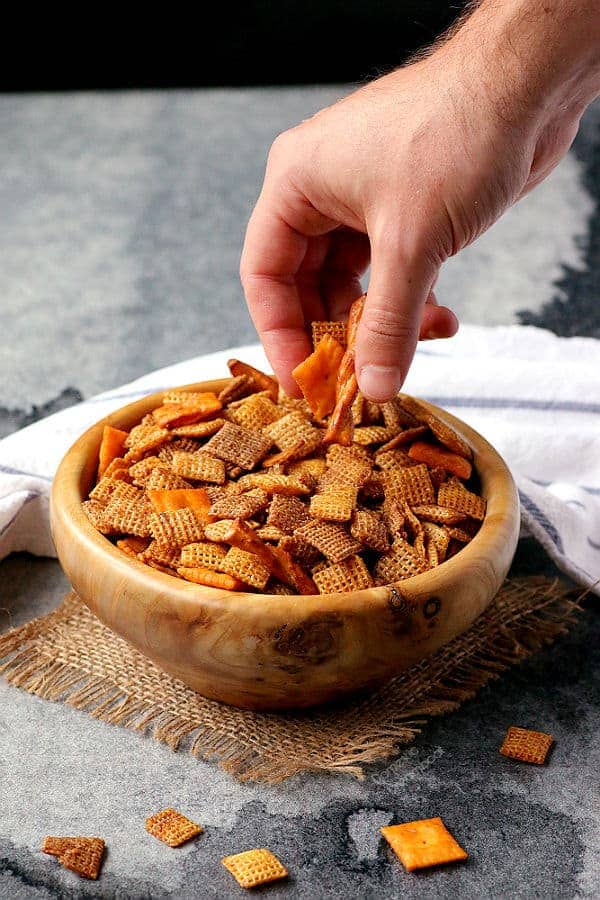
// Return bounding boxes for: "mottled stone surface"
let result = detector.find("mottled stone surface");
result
[0,89,599,898]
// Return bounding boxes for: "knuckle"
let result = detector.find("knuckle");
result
[363,305,418,345]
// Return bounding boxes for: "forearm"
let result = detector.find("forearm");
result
[444,0,600,118]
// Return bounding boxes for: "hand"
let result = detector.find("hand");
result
[240,0,599,401]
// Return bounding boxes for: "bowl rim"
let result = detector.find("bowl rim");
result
[51,379,519,615]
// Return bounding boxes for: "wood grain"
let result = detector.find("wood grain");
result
[50,379,520,710]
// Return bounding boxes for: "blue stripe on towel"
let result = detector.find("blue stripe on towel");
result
[423,396,600,414]
[0,464,53,482]
[518,490,564,554]
[0,490,44,536]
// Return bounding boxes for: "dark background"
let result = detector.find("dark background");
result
[3,2,467,91]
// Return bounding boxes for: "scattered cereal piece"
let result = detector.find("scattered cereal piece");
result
[438,481,487,521]
[499,726,554,765]
[222,848,288,889]
[145,808,204,847]
[309,486,357,523]
[381,817,467,871]
[43,837,105,880]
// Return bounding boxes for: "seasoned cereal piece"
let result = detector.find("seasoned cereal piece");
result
[228,359,279,402]
[89,478,141,505]
[218,374,253,405]
[116,536,150,557]
[227,393,283,431]
[353,425,395,446]
[170,418,226,439]
[411,504,468,525]
[222,848,288,889]
[264,411,322,456]
[266,494,311,534]
[499,726,554,765]
[423,412,473,460]
[287,457,328,480]
[180,541,227,569]
[219,546,271,590]
[202,422,273,470]
[438,481,486,521]
[171,451,226,484]
[43,837,105,880]
[311,319,347,350]
[374,537,430,583]
[236,472,311,496]
[152,394,222,429]
[148,508,205,547]
[313,555,373,593]
[123,423,172,460]
[145,808,204,847]
[381,818,467,871]
[102,494,152,538]
[351,509,389,553]
[139,541,182,569]
[421,522,450,561]
[145,467,191,491]
[279,534,323,570]
[309,486,357,523]
[374,448,414,471]
[99,457,132,482]
[82,499,111,533]
[222,519,317,594]
[210,488,270,520]
[385,463,436,506]
[378,425,430,453]
[256,525,286,542]
[158,439,198,462]
[295,519,361,563]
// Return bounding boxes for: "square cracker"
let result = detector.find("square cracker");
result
[202,422,272,470]
[381,817,467,871]
[222,848,288,889]
[499,726,554,765]
[42,837,105,880]
[145,808,204,847]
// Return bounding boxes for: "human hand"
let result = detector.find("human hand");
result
[241,0,600,401]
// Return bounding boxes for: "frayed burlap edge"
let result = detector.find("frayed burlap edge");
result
[0,577,581,783]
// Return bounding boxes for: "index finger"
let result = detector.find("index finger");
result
[240,198,313,396]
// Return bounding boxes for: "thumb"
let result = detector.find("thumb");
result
[355,236,436,402]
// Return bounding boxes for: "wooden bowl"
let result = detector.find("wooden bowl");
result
[50,379,520,710]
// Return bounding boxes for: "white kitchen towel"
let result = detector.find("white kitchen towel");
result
[1,324,599,593]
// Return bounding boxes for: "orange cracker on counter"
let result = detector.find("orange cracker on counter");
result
[381,817,468,871]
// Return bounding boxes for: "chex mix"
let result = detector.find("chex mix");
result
[84,296,486,595]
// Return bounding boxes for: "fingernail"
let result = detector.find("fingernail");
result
[359,365,403,402]
[423,329,443,340]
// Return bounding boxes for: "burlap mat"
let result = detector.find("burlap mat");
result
[0,578,580,782]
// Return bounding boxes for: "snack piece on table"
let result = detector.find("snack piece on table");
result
[145,808,204,847]
[42,836,105,880]
[222,848,288,889]
[381,817,467,871]
[499,726,554,765]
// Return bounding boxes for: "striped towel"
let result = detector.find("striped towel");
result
[1,325,598,594]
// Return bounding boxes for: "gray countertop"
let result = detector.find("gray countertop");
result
[0,88,599,899]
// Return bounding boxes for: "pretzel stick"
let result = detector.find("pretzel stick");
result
[323,294,366,446]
